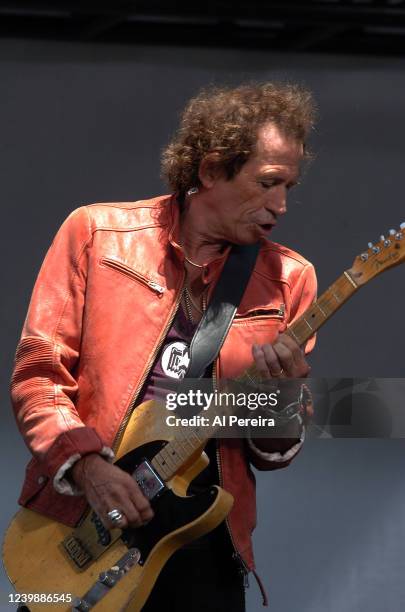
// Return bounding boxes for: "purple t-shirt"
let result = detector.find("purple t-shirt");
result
[137,303,218,492]
[138,303,197,404]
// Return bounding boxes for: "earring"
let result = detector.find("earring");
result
[186,186,199,196]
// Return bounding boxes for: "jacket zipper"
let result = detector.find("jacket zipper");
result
[214,362,270,605]
[212,360,250,587]
[234,305,285,321]
[111,273,185,452]
[100,257,165,297]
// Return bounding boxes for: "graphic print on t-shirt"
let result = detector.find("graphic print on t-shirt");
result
[161,341,190,379]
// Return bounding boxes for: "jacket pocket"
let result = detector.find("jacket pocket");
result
[233,304,285,326]
[99,256,165,296]
[235,303,285,321]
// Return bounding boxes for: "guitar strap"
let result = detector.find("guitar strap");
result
[186,242,261,379]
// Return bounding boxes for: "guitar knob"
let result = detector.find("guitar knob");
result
[72,599,91,612]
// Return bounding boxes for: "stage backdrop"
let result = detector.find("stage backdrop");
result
[1,37,405,611]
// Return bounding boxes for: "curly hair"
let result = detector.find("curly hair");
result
[161,82,316,197]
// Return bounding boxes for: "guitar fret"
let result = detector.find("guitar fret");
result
[331,290,341,303]
[160,446,178,471]
[344,270,358,289]
[303,318,313,331]
[189,429,204,444]
[152,456,171,480]
[315,302,327,319]
[289,327,301,344]
[170,441,187,461]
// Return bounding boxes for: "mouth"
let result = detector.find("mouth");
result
[257,222,274,233]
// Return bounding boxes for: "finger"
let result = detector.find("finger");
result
[277,334,305,365]
[90,486,139,529]
[82,483,127,530]
[114,473,153,526]
[305,398,314,418]
[129,486,154,523]
[119,501,142,528]
[261,343,284,377]
[278,335,311,376]
[113,484,147,528]
[252,344,271,379]
[272,341,295,374]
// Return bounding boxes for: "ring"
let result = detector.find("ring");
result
[270,368,284,377]
[107,508,124,524]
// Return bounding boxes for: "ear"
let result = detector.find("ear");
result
[198,153,223,189]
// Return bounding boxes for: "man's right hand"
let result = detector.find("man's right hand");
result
[71,453,154,530]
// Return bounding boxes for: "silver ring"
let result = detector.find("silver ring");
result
[107,508,124,524]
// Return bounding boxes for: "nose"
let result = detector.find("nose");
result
[267,185,287,216]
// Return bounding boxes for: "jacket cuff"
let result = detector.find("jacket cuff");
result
[247,423,305,464]
[53,445,115,496]
[43,426,111,488]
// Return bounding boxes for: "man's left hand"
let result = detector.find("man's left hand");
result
[252,333,311,379]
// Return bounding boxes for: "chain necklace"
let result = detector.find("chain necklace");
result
[184,254,204,269]
[183,286,207,324]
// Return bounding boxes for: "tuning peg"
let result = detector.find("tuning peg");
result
[400,222,405,230]
[380,235,385,241]
[389,229,396,235]
[367,242,373,249]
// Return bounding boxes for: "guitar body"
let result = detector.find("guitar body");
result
[3,400,234,611]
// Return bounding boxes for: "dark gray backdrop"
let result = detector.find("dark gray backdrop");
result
[1,37,405,611]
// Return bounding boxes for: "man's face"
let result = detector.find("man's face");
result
[200,123,304,244]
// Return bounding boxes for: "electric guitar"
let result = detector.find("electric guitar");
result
[3,223,405,611]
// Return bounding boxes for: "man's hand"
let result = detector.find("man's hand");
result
[71,453,154,529]
[250,334,313,454]
[252,333,311,380]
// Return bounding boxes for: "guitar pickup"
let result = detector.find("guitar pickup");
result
[134,460,165,501]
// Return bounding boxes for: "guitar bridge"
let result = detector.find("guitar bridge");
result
[62,535,93,569]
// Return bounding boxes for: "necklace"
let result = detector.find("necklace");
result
[183,254,204,269]
[183,286,207,323]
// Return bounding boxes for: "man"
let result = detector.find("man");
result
[11,82,317,610]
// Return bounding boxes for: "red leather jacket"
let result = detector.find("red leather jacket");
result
[10,195,317,572]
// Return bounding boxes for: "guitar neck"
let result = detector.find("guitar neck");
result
[237,269,358,385]
[151,222,405,481]
[286,270,358,345]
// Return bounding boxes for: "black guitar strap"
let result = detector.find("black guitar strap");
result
[186,242,261,379]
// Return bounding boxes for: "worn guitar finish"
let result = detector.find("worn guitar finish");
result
[3,399,233,611]
[3,224,405,610]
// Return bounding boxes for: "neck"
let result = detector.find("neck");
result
[179,194,227,265]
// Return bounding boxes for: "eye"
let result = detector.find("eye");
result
[259,181,273,190]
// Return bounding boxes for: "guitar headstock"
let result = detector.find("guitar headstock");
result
[349,223,405,286]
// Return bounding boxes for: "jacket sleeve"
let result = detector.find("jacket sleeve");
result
[10,207,113,495]
[247,262,317,471]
